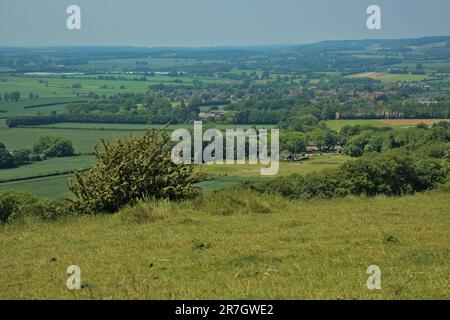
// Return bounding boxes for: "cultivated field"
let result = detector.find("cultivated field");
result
[348,72,429,82]
[324,119,450,131]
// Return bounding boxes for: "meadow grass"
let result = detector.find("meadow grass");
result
[0,189,448,299]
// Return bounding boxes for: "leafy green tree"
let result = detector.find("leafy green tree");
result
[309,128,338,150]
[33,136,75,158]
[344,131,373,157]
[11,149,31,165]
[280,132,307,153]
[0,143,15,169]
[10,91,20,102]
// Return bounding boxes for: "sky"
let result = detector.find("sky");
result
[0,0,449,47]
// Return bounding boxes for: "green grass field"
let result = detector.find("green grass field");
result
[0,175,268,199]
[0,97,83,117]
[0,154,347,198]
[0,124,277,154]
[0,127,141,153]
[202,154,350,177]
[0,155,95,182]
[0,74,231,100]
[0,175,73,198]
[1,190,448,299]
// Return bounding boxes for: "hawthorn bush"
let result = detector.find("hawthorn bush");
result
[68,129,200,214]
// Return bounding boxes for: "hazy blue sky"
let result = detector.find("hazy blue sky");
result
[1,0,449,47]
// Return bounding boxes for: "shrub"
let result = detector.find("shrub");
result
[255,151,448,200]
[253,174,304,199]
[68,129,200,214]
[298,169,351,200]
[0,191,68,224]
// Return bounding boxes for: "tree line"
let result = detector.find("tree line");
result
[0,136,74,169]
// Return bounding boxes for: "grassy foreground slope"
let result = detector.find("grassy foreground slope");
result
[0,189,449,299]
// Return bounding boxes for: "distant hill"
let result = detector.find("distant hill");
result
[297,36,450,53]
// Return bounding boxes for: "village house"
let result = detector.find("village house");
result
[198,110,225,119]
[306,142,320,153]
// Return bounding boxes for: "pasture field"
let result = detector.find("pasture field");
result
[0,190,448,299]
[0,97,84,117]
[391,61,450,73]
[0,155,95,182]
[35,123,151,130]
[0,124,278,154]
[0,127,141,153]
[0,155,347,198]
[203,154,350,177]
[0,174,267,199]
[0,175,73,198]
[0,74,230,100]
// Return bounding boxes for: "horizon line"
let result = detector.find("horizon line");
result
[0,35,449,50]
